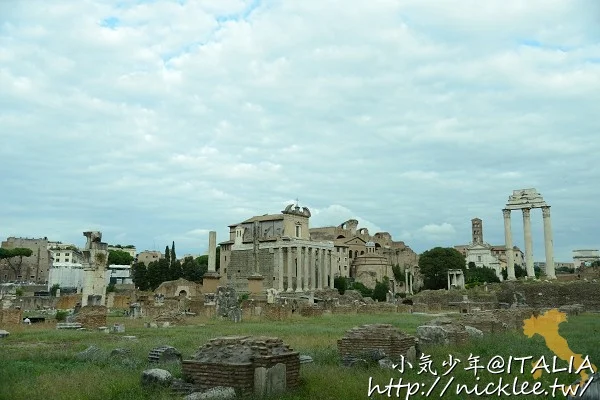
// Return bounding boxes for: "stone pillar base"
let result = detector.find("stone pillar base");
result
[202,273,221,293]
[248,274,265,294]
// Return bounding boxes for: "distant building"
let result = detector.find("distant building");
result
[572,249,600,269]
[106,264,133,285]
[48,263,85,290]
[136,251,163,266]
[48,243,83,264]
[0,237,52,283]
[534,261,574,273]
[107,245,137,258]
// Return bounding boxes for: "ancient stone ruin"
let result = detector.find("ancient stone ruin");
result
[215,286,242,323]
[148,346,182,364]
[416,317,471,346]
[337,324,417,367]
[181,336,300,397]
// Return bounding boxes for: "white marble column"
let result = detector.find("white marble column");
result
[312,247,318,291]
[278,247,284,291]
[329,250,334,288]
[315,249,321,289]
[286,246,293,292]
[295,245,303,292]
[303,246,309,291]
[447,272,451,290]
[542,206,556,279]
[405,269,410,294]
[503,209,516,280]
[522,208,535,278]
[324,250,330,288]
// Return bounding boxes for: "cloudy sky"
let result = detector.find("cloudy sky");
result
[1,0,598,262]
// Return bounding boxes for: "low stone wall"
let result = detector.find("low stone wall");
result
[56,294,81,310]
[73,305,107,329]
[263,305,292,321]
[299,305,324,317]
[106,293,130,309]
[338,324,417,361]
[459,308,539,334]
[18,296,57,311]
[0,308,23,325]
[413,289,499,308]
[331,305,358,314]
[182,336,300,397]
[496,282,600,310]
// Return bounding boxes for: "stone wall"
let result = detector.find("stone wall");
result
[73,305,107,329]
[227,249,275,293]
[263,305,292,321]
[106,293,130,309]
[18,296,57,311]
[182,336,300,396]
[299,305,324,317]
[56,294,81,310]
[496,282,600,310]
[413,289,498,307]
[338,324,417,362]
[331,305,358,314]
[0,308,23,325]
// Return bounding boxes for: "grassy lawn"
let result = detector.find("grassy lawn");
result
[1,312,598,399]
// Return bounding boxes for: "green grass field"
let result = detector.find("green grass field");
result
[1,312,598,400]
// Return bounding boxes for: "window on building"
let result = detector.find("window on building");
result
[295,225,301,238]
[477,256,482,262]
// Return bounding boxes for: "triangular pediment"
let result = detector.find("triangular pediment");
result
[467,242,492,250]
[344,236,367,245]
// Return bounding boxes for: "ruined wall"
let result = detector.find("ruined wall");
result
[299,305,324,317]
[496,282,600,310]
[263,304,292,321]
[73,305,107,329]
[0,308,23,325]
[106,293,130,309]
[227,249,275,293]
[338,324,417,361]
[56,294,81,310]
[18,296,57,310]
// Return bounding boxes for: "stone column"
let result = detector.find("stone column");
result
[314,249,320,289]
[405,269,410,294]
[324,250,331,288]
[409,272,413,295]
[447,272,451,290]
[208,231,217,273]
[522,208,535,278]
[286,246,293,292]
[329,250,334,288]
[278,247,284,291]
[303,246,309,291]
[295,245,303,292]
[542,206,556,279]
[312,247,317,291]
[503,209,516,280]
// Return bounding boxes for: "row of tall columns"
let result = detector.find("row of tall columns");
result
[502,206,555,280]
[276,246,334,292]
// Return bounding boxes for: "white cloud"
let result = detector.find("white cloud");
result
[0,0,598,261]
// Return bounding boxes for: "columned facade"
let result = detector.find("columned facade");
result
[503,189,556,280]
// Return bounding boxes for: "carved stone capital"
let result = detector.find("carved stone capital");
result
[541,206,551,218]
[502,209,511,218]
[522,208,531,218]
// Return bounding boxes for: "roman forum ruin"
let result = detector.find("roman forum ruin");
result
[503,188,556,280]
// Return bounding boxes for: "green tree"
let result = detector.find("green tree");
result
[465,265,500,287]
[392,264,406,283]
[372,276,391,302]
[592,260,600,267]
[351,281,373,298]
[107,249,134,265]
[0,248,34,280]
[171,241,176,265]
[169,259,183,281]
[334,276,349,295]
[50,283,60,296]
[502,264,529,280]
[146,258,170,290]
[181,256,206,282]
[165,246,170,265]
[131,262,149,291]
[418,247,466,290]
[106,282,116,293]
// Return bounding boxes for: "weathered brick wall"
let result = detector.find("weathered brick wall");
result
[56,294,81,310]
[228,249,276,293]
[0,308,23,325]
[413,289,498,306]
[74,305,107,328]
[253,353,301,389]
[331,305,358,314]
[18,296,57,310]
[496,282,600,310]
[337,324,417,361]
[182,361,254,396]
[299,305,324,317]
[263,304,292,321]
[106,293,130,309]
